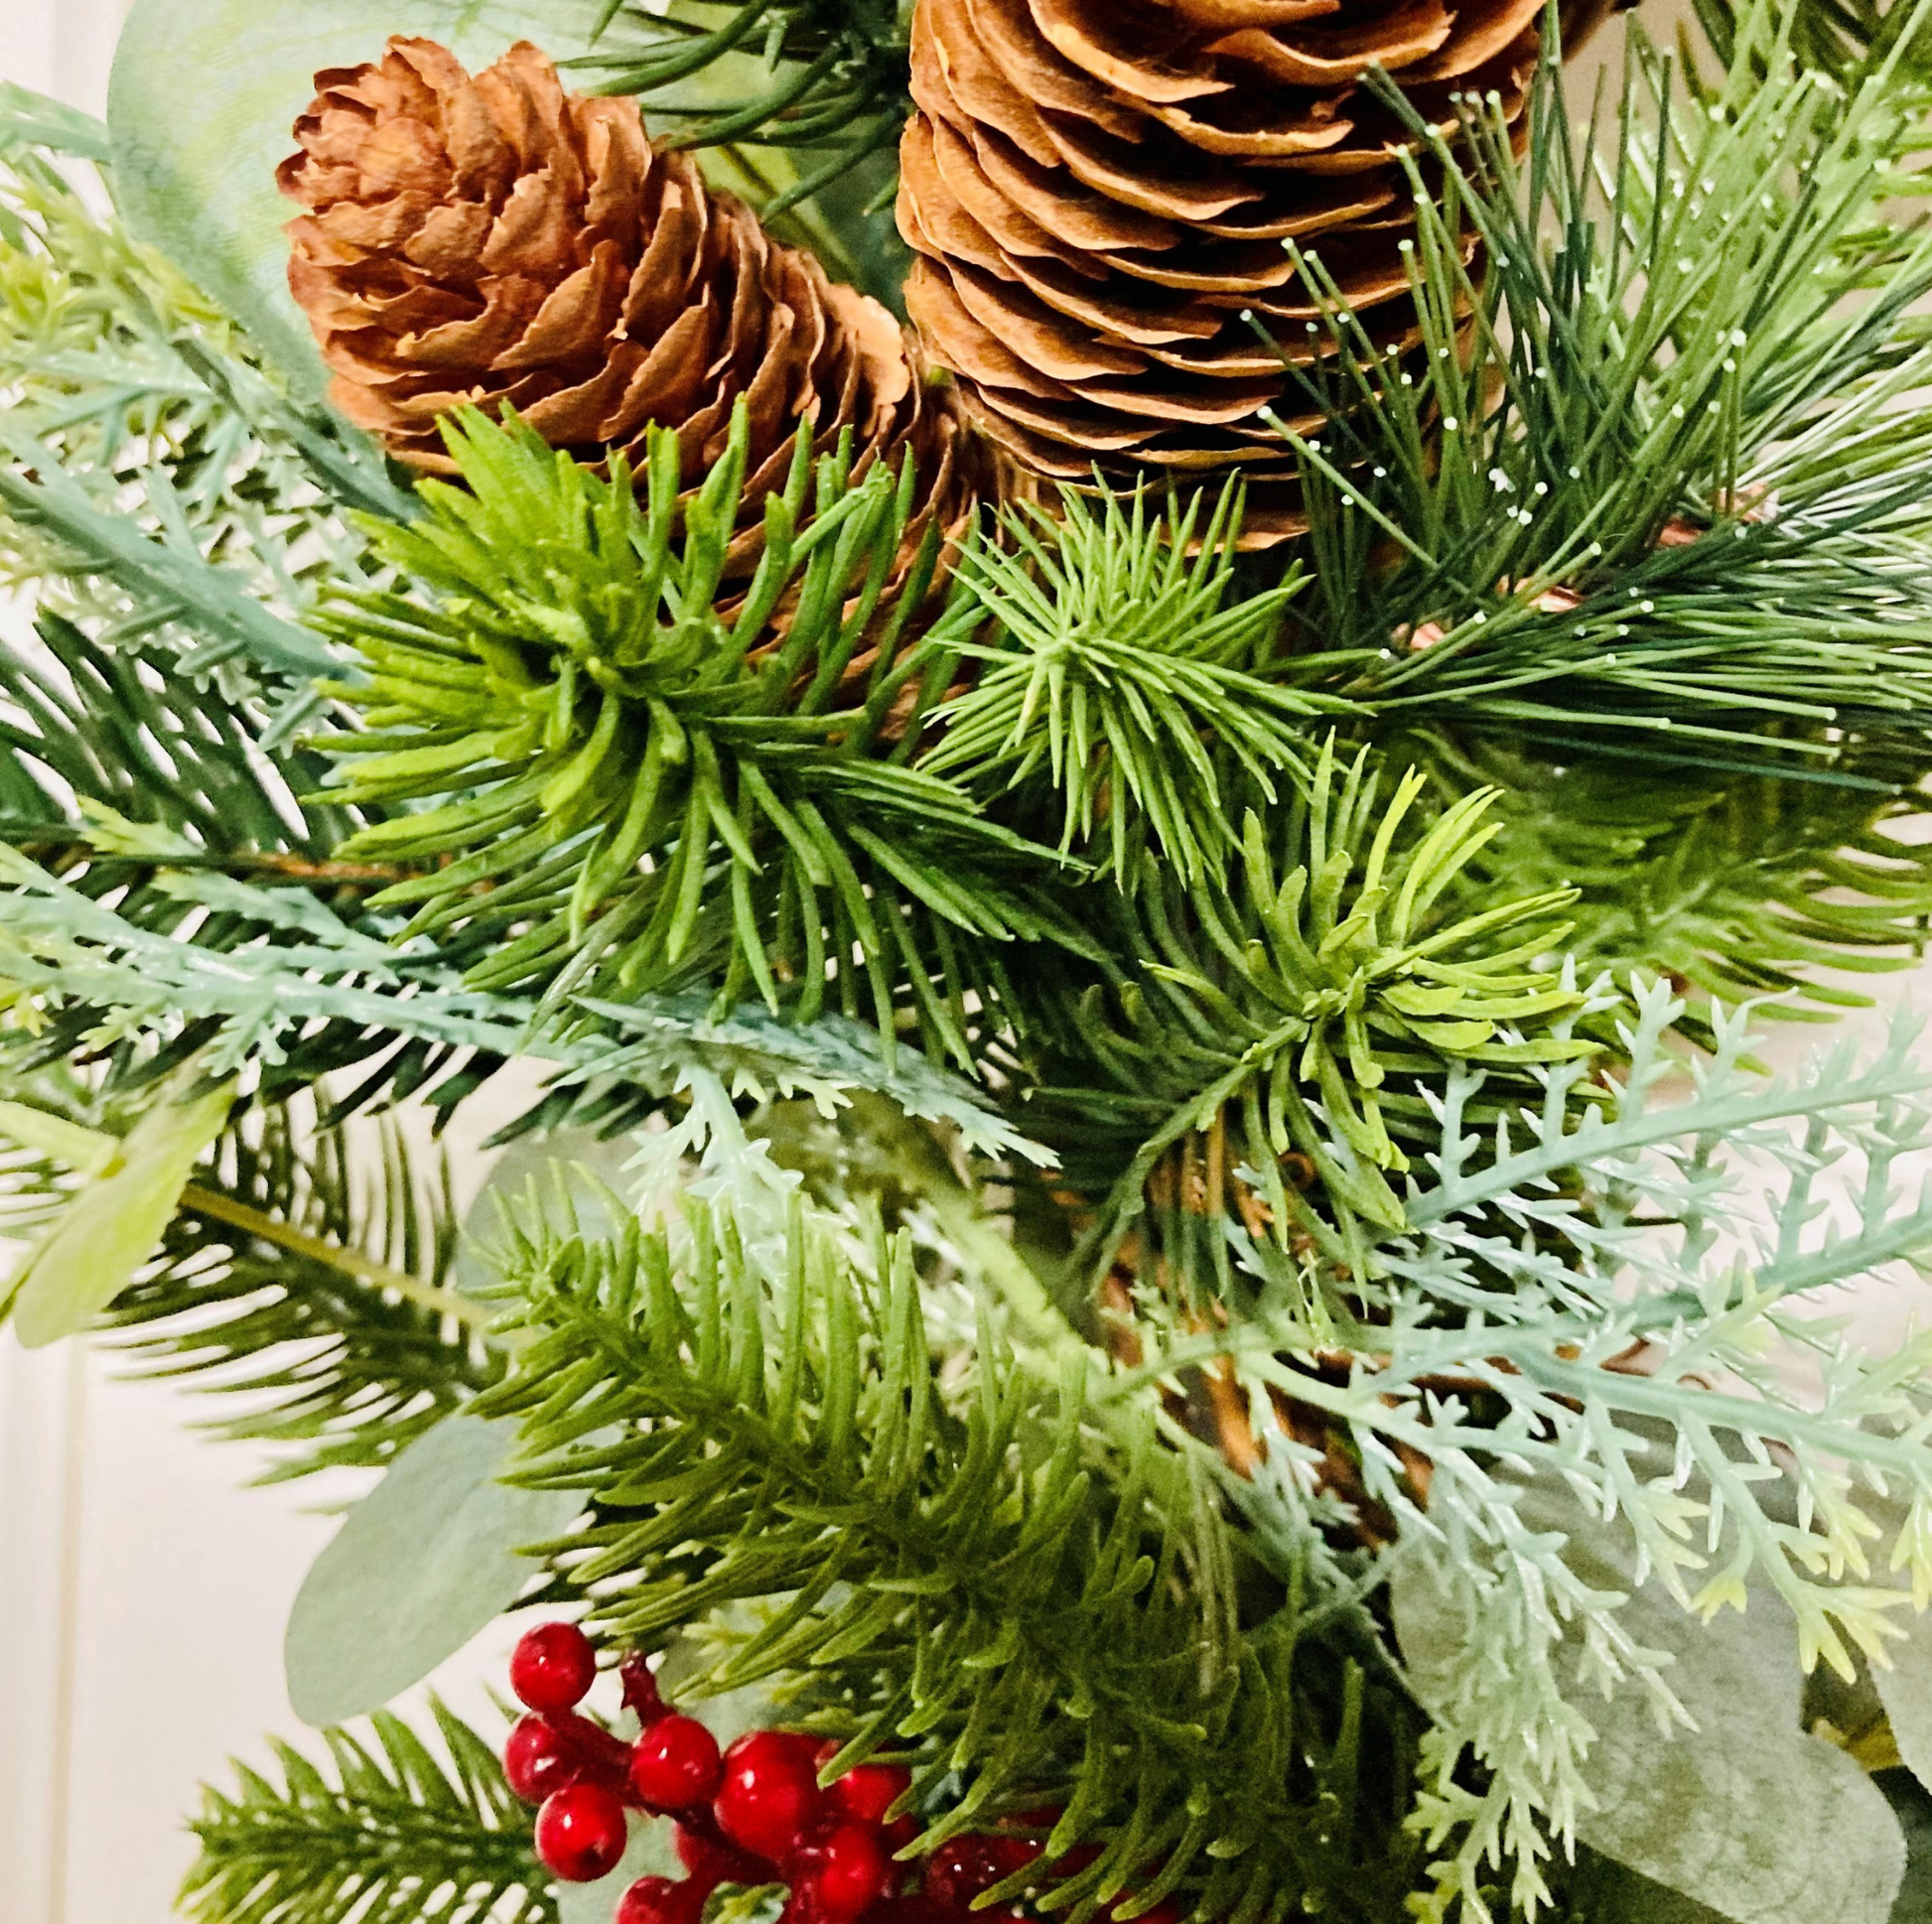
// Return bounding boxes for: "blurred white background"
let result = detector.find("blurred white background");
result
[0,0,1925,1922]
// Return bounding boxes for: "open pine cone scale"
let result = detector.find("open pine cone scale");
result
[899,0,1552,539]
[279,36,976,652]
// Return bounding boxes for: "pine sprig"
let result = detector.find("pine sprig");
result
[579,0,911,213]
[1274,23,1932,762]
[1426,732,1932,1024]
[1026,742,1599,1281]
[181,1700,554,1924]
[918,483,1344,884]
[316,405,1081,1070]
[99,1104,498,1481]
[0,95,399,696]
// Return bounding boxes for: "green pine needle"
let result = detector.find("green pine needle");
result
[181,1700,553,1924]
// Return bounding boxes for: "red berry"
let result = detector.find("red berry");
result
[616,1876,708,1924]
[631,1715,725,1813]
[713,1730,823,1866]
[512,1622,598,1715]
[534,1782,629,1883]
[816,1742,914,1832]
[798,1820,895,1920]
[923,1836,1033,1913]
[1114,1905,1181,1924]
[674,1822,767,1891]
[505,1714,584,1806]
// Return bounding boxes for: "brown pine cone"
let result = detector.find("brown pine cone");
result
[278,37,973,558]
[896,0,1557,542]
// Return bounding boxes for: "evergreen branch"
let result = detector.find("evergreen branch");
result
[1155,983,1932,1915]
[478,1184,1423,1924]
[919,482,1347,884]
[1422,732,1932,1025]
[580,1,910,179]
[1024,741,1602,1290]
[0,124,393,689]
[0,423,336,678]
[181,1699,554,1924]
[0,844,1051,1165]
[0,1079,498,1479]
[315,405,1084,1071]
[1273,20,1932,751]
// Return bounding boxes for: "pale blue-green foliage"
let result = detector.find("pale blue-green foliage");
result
[0,88,398,702]
[1161,983,1932,1918]
[0,844,1048,1164]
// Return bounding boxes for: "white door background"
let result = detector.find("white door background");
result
[0,2,1919,1922]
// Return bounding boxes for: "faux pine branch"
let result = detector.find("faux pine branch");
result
[182,1701,555,1924]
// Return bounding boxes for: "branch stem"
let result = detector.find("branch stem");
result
[178,1183,494,1332]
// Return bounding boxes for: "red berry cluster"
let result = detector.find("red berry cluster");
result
[505,1623,920,1924]
[505,1624,1185,1924]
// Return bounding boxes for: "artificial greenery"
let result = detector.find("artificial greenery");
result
[10,5,1932,1924]
[313,404,1080,1067]
[580,0,911,210]
[182,1700,555,1924]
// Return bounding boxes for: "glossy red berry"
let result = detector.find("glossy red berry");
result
[616,1876,708,1924]
[799,1819,895,1920]
[816,1742,914,1834]
[511,1622,598,1715]
[922,1835,1033,1912]
[504,1714,584,1806]
[630,1714,725,1813]
[534,1782,629,1882]
[713,1729,823,1866]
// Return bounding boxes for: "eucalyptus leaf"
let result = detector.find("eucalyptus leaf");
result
[107,0,611,398]
[1874,1599,1932,1798]
[285,1412,581,1727]
[1392,1477,1907,1924]
[8,1080,234,1347]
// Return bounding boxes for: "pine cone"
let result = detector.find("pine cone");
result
[896,0,1553,541]
[278,37,972,547]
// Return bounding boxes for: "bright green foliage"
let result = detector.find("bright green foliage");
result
[182,1699,555,1924]
[920,484,1338,883]
[1430,734,1932,1025]
[1026,745,1597,1273]
[317,405,1072,1068]
[477,1184,1424,1924]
